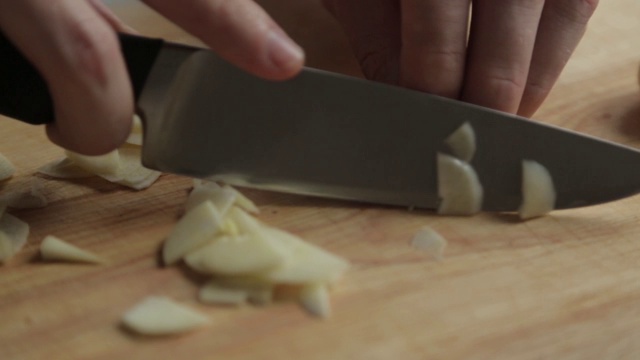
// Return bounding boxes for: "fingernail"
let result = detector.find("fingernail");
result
[267,30,304,72]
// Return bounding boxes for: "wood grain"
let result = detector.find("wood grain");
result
[1,1,639,359]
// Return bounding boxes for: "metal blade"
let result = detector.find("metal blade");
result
[138,44,640,212]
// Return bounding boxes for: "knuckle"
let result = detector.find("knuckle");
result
[472,73,526,110]
[354,42,399,84]
[489,74,526,94]
[551,0,599,25]
[350,31,400,82]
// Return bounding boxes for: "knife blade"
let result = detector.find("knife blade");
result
[1,33,640,212]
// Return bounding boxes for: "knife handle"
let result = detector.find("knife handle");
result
[0,32,164,125]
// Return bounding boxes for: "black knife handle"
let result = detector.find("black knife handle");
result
[0,32,164,125]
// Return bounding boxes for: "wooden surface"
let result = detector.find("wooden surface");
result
[1,1,640,359]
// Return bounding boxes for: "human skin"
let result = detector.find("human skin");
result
[0,0,598,155]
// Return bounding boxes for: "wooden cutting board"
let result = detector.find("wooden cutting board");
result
[1,1,639,359]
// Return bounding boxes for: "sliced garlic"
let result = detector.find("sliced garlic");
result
[99,146,161,190]
[437,153,483,215]
[186,182,259,214]
[184,232,289,276]
[163,201,224,265]
[185,184,236,214]
[165,184,348,317]
[126,115,144,146]
[37,158,93,179]
[0,211,29,264]
[410,226,447,260]
[65,150,120,177]
[212,277,274,305]
[198,282,249,305]
[259,228,349,285]
[181,208,291,276]
[226,206,264,233]
[40,235,105,264]
[519,160,556,219]
[444,122,476,162]
[223,185,259,214]
[41,118,160,190]
[0,152,15,181]
[121,296,209,336]
[299,283,331,318]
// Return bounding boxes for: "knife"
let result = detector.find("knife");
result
[1,33,640,212]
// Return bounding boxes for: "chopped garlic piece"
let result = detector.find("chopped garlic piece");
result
[40,235,105,264]
[184,232,289,276]
[437,153,483,215]
[0,212,29,264]
[213,277,274,305]
[223,185,259,214]
[519,160,556,219]
[164,184,348,317]
[0,153,15,181]
[410,226,447,260]
[227,207,264,234]
[163,201,223,265]
[186,184,236,214]
[126,115,144,146]
[260,228,349,285]
[186,182,259,214]
[198,282,248,305]
[37,158,93,179]
[65,150,120,176]
[122,296,209,335]
[99,146,161,190]
[41,118,160,190]
[299,283,331,318]
[444,122,476,162]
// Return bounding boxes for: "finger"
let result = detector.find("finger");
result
[323,0,401,84]
[0,0,133,155]
[518,0,599,117]
[142,0,304,80]
[399,0,471,98]
[462,0,545,113]
[87,0,139,34]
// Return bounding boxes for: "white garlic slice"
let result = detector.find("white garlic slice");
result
[444,122,476,162]
[99,146,161,190]
[121,296,209,335]
[37,158,93,179]
[163,201,223,265]
[259,228,349,285]
[198,282,249,305]
[299,283,331,318]
[410,226,447,260]
[65,150,120,177]
[125,115,144,146]
[436,153,483,215]
[519,160,556,219]
[40,235,105,264]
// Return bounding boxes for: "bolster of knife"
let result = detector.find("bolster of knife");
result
[0,32,163,125]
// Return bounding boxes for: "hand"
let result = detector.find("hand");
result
[322,0,598,118]
[0,0,304,155]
